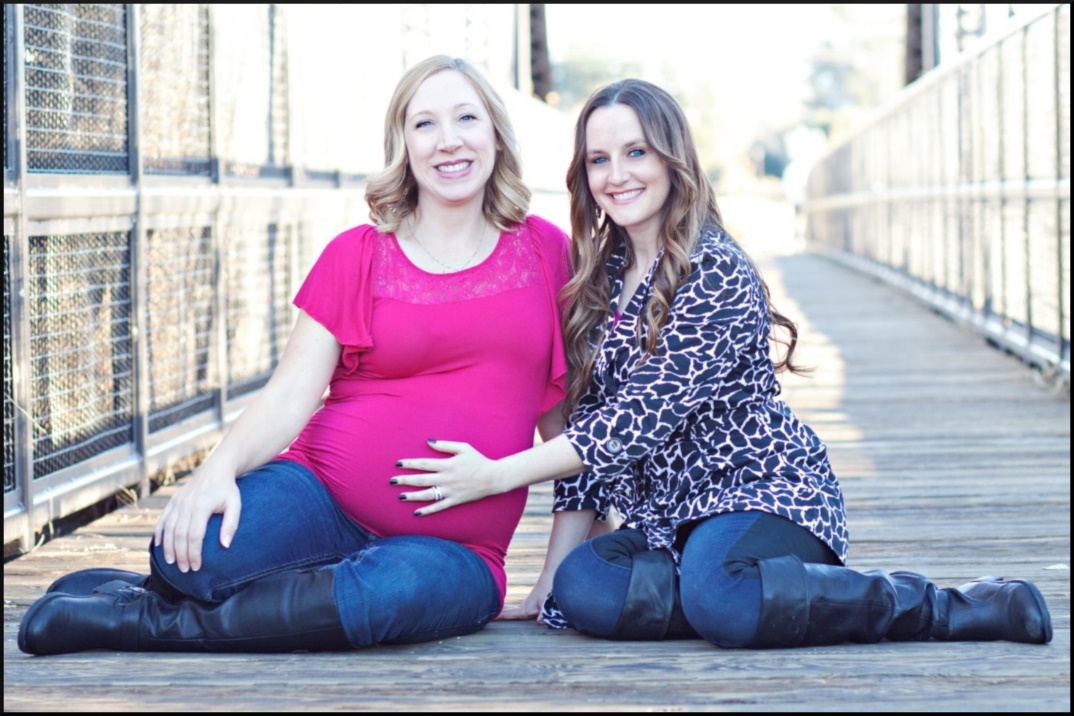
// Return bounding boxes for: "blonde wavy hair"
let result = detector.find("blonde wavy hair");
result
[365,55,530,233]
[561,79,802,414]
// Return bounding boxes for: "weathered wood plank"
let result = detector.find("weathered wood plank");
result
[5,249,1068,712]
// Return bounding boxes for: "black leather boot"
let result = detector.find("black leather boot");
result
[612,549,699,640]
[929,575,1053,643]
[46,568,147,596]
[750,555,1052,648]
[19,567,352,655]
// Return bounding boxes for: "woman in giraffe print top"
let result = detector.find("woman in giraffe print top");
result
[394,79,1052,649]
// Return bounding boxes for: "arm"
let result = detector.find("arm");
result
[498,508,598,621]
[498,402,601,620]
[394,250,761,513]
[154,310,341,572]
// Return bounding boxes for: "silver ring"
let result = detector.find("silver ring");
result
[432,485,444,502]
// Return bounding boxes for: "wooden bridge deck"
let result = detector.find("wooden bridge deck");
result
[4,244,1069,712]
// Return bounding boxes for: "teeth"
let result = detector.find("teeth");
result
[612,189,642,201]
[438,161,470,172]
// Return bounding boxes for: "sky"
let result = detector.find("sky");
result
[544,3,838,125]
[541,3,890,187]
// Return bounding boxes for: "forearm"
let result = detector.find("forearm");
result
[542,508,597,575]
[202,385,319,478]
[490,434,587,493]
[199,310,338,481]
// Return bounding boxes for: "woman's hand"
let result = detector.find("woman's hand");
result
[392,440,502,516]
[497,571,554,622]
[153,461,241,573]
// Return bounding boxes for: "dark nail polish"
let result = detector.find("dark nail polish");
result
[398,494,406,501]
[427,438,437,444]
[415,511,423,517]
[394,461,402,467]
[389,478,398,485]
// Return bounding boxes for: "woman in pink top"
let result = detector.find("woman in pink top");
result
[19,55,601,656]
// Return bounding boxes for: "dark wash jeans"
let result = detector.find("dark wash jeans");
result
[150,459,500,647]
[553,510,840,646]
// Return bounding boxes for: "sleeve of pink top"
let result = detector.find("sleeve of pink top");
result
[526,215,571,413]
[292,225,377,370]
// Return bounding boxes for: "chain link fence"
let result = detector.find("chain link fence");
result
[4,4,369,554]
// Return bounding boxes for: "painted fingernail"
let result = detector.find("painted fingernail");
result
[399,494,406,501]
[427,439,437,444]
[394,462,402,467]
[415,511,424,517]
[389,478,398,485]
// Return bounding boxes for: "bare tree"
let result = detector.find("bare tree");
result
[530,4,552,101]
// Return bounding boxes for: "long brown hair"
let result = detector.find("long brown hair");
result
[561,79,803,414]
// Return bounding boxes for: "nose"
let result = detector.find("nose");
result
[608,158,629,185]
[438,125,463,152]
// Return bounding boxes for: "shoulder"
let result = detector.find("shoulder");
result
[322,224,385,253]
[521,214,570,247]
[311,224,387,267]
[675,229,763,316]
[690,229,758,283]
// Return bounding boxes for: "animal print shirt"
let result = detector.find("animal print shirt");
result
[543,230,848,627]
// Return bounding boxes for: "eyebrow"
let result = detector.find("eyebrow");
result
[587,138,647,155]
[407,102,482,119]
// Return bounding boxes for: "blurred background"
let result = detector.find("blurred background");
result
[4,4,1068,555]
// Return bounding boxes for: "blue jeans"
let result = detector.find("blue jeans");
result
[553,511,840,646]
[149,459,500,647]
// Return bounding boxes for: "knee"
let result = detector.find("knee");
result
[552,543,625,638]
[679,569,760,648]
[551,545,590,621]
[148,541,222,603]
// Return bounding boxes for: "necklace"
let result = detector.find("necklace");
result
[408,220,488,273]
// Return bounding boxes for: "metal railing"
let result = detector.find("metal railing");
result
[3,4,371,554]
[803,3,1070,383]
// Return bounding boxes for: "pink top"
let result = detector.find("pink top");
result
[281,216,570,607]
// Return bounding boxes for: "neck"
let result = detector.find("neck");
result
[411,201,488,245]
[626,234,662,273]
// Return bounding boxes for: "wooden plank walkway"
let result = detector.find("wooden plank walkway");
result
[4,246,1069,712]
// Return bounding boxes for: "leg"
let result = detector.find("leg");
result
[679,511,840,648]
[752,557,1052,647]
[18,536,499,655]
[43,459,374,600]
[151,459,376,602]
[19,460,380,655]
[332,536,500,647]
[552,529,699,640]
[679,510,1052,648]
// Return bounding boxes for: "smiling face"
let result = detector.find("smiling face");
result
[584,103,671,247]
[403,69,499,212]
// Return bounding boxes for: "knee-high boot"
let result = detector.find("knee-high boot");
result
[612,549,699,640]
[750,555,1052,648]
[46,568,148,596]
[19,567,352,656]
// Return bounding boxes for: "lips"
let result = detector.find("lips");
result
[610,188,643,202]
[436,160,472,174]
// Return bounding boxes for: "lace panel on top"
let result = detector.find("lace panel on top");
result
[372,229,544,305]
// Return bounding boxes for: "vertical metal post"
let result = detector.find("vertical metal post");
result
[996,34,1007,328]
[127,4,150,498]
[10,3,35,551]
[1021,23,1033,347]
[208,4,229,426]
[1053,6,1066,365]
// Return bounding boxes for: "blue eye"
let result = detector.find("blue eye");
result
[460,113,477,122]
[590,156,607,165]
[415,119,432,129]
[628,148,645,157]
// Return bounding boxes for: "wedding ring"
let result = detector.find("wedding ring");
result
[432,485,444,502]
